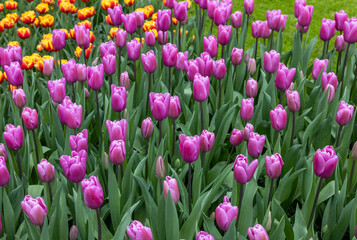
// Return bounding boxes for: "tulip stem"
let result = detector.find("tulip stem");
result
[341,43,351,88]
[16,150,23,180]
[145,138,148,179]
[209,19,213,35]
[118,47,121,78]
[200,152,205,169]
[308,177,323,228]
[322,41,327,59]
[109,75,112,89]
[290,112,296,147]
[48,182,53,205]
[19,107,24,130]
[221,44,224,60]
[188,162,192,213]
[254,38,258,60]
[300,30,303,43]
[336,51,342,76]
[72,83,76,103]
[170,11,174,43]
[172,119,176,158]
[348,159,356,190]
[115,165,119,183]
[268,178,274,206]
[279,90,283,105]
[120,164,124,181]
[32,130,39,165]
[58,51,62,76]
[178,22,181,53]
[96,208,102,240]
[236,183,244,229]
[159,121,162,145]
[218,79,222,109]
[133,61,137,90]
[168,67,171,95]
[269,30,274,51]
[95,91,102,158]
[236,28,239,46]
[200,102,204,132]
[335,125,343,148]
[227,146,234,165]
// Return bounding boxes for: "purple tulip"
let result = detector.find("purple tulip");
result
[264,50,280,73]
[275,63,296,90]
[61,59,78,83]
[155,156,166,178]
[100,41,117,58]
[1,45,22,68]
[163,176,180,204]
[247,132,265,157]
[174,1,188,22]
[126,39,141,61]
[0,144,8,161]
[343,18,357,44]
[120,72,130,90]
[313,145,338,178]
[168,96,181,119]
[111,84,127,112]
[109,140,126,165]
[214,6,226,26]
[127,221,153,240]
[179,134,200,163]
[162,43,178,67]
[240,98,254,122]
[135,11,145,28]
[230,129,243,146]
[149,92,170,121]
[106,119,127,142]
[260,21,271,38]
[294,0,306,18]
[141,117,153,138]
[207,0,220,19]
[296,22,309,33]
[218,25,232,46]
[121,13,137,34]
[12,88,26,108]
[231,48,243,66]
[115,29,127,48]
[196,52,214,77]
[213,59,227,80]
[176,51,188,70]
[286,90,300,112]
[198,0,208,9]
[265,153,284,178]
[42,59,53,77]
[297,5,313,27]
[185,59,199,82]
[267,10,282,31]
[22,107,38,130]
[248,224,269,240]
[37,159,55,183]
[246,78,258,98]
[215,196,238,231]
[60,150,87,183]
[21,196,47,226]
[157,9,171,32]
[108,5,123,26]
[233,154,258,184]
[77,63,87,82]
[74,25,90,49]
[81,176,104,209]
[231,11,243,28]
[48,78,66,104]
[65,103,83,129]
[103,54,117,75]
[248,58,256,75]
[52,29,66,51]
[145,31,156,47]
[320,18,336,41]
[165,0,175,8]
[335,35,345,52]
[57,96,72,124]
[336,101,354,126]
[252,20,263,38]
[312,58,328,80]
[87,64,104,90]
[141,50,157,74]
[203,35,218,58]
[69,129,88,152]
[0,157,9,186]
[322,72,338,91]
[4,61,23,86]
[158,30,168,45]
[193,74,210,102]
[335,10,348,32]
[244,0,254,15]
[200,130,215,152]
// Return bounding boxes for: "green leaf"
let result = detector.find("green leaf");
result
[165,193,180,240]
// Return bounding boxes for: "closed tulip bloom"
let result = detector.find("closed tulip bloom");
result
[165,0,175,8]
[163,176,180,204]
[81,176,104,209]
[87,64,104,90]
[174,1,188,22]
[70,226,78,240]
[243,123,254,141]
[193,74,210,102]
[214,6,226,26]
[4,61,23,86]
[109,140,126,165]
[106,119,127,142]
[74,25,90,49]
[141,50,157,73]
[111,85,127,112]
[218,25,232,46]
[37,159,54,183]
[203,35,218,58]
[248,58,256,75]
[168,96,181,119]
[244,0,254,15]
[141,117,153,138]
[213,59,227,80]
[199,0,208,9]
[48,78,66,103]
[100,41,117,58]
[145,31,156,47]
[60,150,87,183]
[0,157,9,186]
[179,134,200,163]
[156,9,171,31]
[162,43,177,67]
[335,10,348,32]
[233,154,258,184]
[321,72,338,90]
[240,98,254,122]
[69,129,88,152]
[270,105,287,131]
[351,142,357,160]
[297,5,313,27]
[231,48,243,66]
[215,196,238,231]
[312,58,328,80]
[294,0,306,18]
[336,101,354,126]
[103,54,117,75]
[127,221,153,240]
[320,18,336,41]
[62,59,78,83]
[154,156,166,179]
[264,50,280,73]
[267,10,282,31]
[22,107,38,130]
[248,224,269,240]
[185,59,199,82]
[275,63,296,90]
[149,92,170,121]
[324,84,335,103]
[207,0,220,19]
[42,59,53,77]
[52,29,66,50]
[343,18,357,43]
[126,39,141,61]
[1,46,22,67]
[176,51,188,71]
[286,90,300,112]
[231,11,243,28]
[260,21,271,39]
[76,64,87,82]
[197,231,215,240]
[58,96,72,125]
[200,130,215,152]
[246,78,258,98]
[158,30,168,45]
[120,72,130,90]
[21,196,47,226]
[108,5,123,26]
[230,129,244,146]
[196,52,214,77]
[247,132,265,157]
[66,103,83,129]
[115,29,127,48]
[135,11,145,28]
[121,13,137,34]
[252,20,263,38]
[335,35,345,52]
[314,145,338,178]
[12,88,26,108]
[265,153,284,178]
[296,22,309,33]
[0,144,8,161]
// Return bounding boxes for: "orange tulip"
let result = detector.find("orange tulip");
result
[7,41,19,47]
[36,3,49,14]
[0,71,4,84]
[21,56,35,70]
[60,1,74,14]
[17,27,31,39]
[9,85,17,94]
[69,28,76,39]
[101,0,118,10]
[77,7,95,20]
[36,45,43,52]
[143,20,156,32]
[42,0,55,4]
[41,38,55,52]
[39,14,54,27]
[75,43,93,59]
[20,11,36,24]
[5,0,18,10]
[42,33,53,40]
[105,15,114,26]
[33,18,40,27]
[151,13,157,21]
[0,4,4,12]
[172,17,178,25]
[90,31,95,43]
[31,53,42,63]
[124,0,134,6]
[6,13,19,23]
[2,18,15,29]
[77,20,92,29]
[109,27,118,39]
[60,28,70,39]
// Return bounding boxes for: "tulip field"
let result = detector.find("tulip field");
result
[1,0,357,239]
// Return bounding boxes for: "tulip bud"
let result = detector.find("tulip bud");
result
[351,141,357,160]
[43,59,54,77]
[126,39,141,61]
[207,0,219,20]
[243,123,254,141]
[173,1,188,22]
[85,88,90,98]
[264,50,280,73]
[121,13,137,34]
[103,54,117,75]
[240,98,254,122]
[155,156,166,178]
[248,224,269,240]
[313,145,338,178]
[193,74,210,102]
[0,144,8,161]
[213,59,227,80]
[231,48,243,66]
[230,129,243,146]
[69,129,88,152]
[145,31,156,47]
[176,51,188,71]
[37,159,55,183]
[168,96,181,119]
[157,9,171,32]
[106,119,127,142]
[52,29,67,50]
[320,18,336,41]
[77,64,87,82]
[286,90,301,112]
[215,196,238,231]
[270,104,287,131]
[87,64,104,90]
[120,71,130,90]
[196,52,214,77]
[111,84,127,113]
[162,43,177,67]
[141,50,157,73]
[185,59,199,82]
[247,132,265,157]
[127,221,153,240]
[81,176,104,209]
[21,196,48,226]
[115,29,127,48]
[48,78,66,104]
[4,61,23,87]
[179,134,200,163]
[218,25,232,46]
[214,6,226,26]
[141,117,153,138]
[244,0,254,15]
[233,154,258,184]
[231,11,243,28]
[335,10,348,32]
[266,211,272,231]
[62,59,78,83]
[0,157,10,186]
[108,5,123,26]
[163,176,180,204]
[312,58,328,80]
[197,231,215,240]
[203,35,218,58]
[324,84,335,103]
[297,5,313,27]
[22,107,39,130]
[246,78,258,98]
[248,58,256,75]
[69,225,79,240]
[275,63,296,90]
[335,35,345,52]
[3,124,23,151]
[74,25,90,49]
[200,130,215,152]
[12,88,26,108]
[336,101,354,126]
[149,92,170,121]
[109,140,126,165]
[265,153,284,178]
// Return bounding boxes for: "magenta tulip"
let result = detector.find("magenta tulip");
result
[108,5,123,26]
[77,64,87,82]
[21,196,47,226]
[231,48,243,66]
[87,64,104,90]
[179,134,200,163]
[312,58,328,80]
[176,51,188,71]
[121,13,137,34]
[320,18,336,41]
[106,119,127,142]
[218,25,232,46]
[248,224,269,240]
[12,88,26,108]
[275,63,296,90]
[149,92,170,121]
[174,1,188,22]
[324,84,335,103]
[120,72,130,90]
[168,96,181,119]
[0,157,9,186]
[126,39,141,61]
[115,29,127,48]
[0,144,8,161]
[100,41,117,58]
[335,10,348,32]
[57,96,72,124]
[156,9,171,32]
[200,130,215,152]
[213,59,227,80]
[158,30,168,45]
[264,50,280,73]
[74,25,90,49]
[214,6,226,26]
[65,103,83,129]
[203,35,218,58]
[297,5,313,27]
[109,140,126,165]
[267,10,282,31]
[286,90,301,112]
[81,176,104,209]
[163,176,180,204]
[231,11,243,28]
[22,107,38,130]
[127,221,153,240]
[247,132,265,157]
[62,59,78,83]
[103,54,117,75]
[343,18,357,44]
[215,196,238,231]
[240,98,254,122]
[208,0,219,20]
[233,154,258,184]
[196,52,214,77]
[265,153,284,178]
[321,72,338,90]
[294,0,306,18]
[185,59,199,82]
[1,45,22,67]
[193,74,210,102]
[4,61,23,86]
[60,150,87,183]
[111,85,127,112]
[246,78,258,98]
[3,124,23,151]
[248,58,256,74]
[145,31,156,47]
[162,43,177,67]
[243,123,254,141]
[197,231,215,240]
[141,50,157,73]
[141,117,153,138]
[48,78,66,104]
[69,129,88,152]
[313,145,338,178]
[42,59,54,77]
[336,101,354,126]
[335,35,345,52]
[155,156,166,178]
[37,159,55,183]
[230,129,244,146]
[244,0,254,15]
[135,11,145,28]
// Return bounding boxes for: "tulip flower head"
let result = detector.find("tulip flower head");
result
[12,88,26,108]
[197,231,215,240]
[60,150,87,183]
[200,130,215,152]
[336,101,354,126]
[127,221,153,240]
[343,18,357,44]
[141,50,157,73]
[247,132,265,157]
[21,196,47,226]
[215,196,238,231]
[270,104,287,131]
[320,18,336,41]
[313,145,338,178]
[264,50,280,73]
[240,98,254,122]
[61,59,78,83]
[230,129,244,146]
[4,61,23,86]
[233,154,258,184]
[141,117,153,138]
[109,140,126,165]
[106,119,127,142]
[265,153,284,178]
[193,74,210,102]
[163,176,180,204]
[87,64,104,90]
[37,159,55,183]
[179,134,200,163]
[312,58,328,80]
[21,107,38,130]
[248,224,269,240]
[285,90,300,112]
[81,176,104,209]
[155,156,166,178]
[3,124,23,151]
[0,157,9,186]
[203,35,218,58]
[111,84,127,113]
[69,129,88,152]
